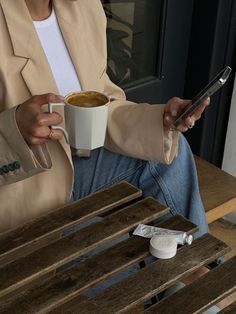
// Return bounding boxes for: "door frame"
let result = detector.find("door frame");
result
[184,0,236,166]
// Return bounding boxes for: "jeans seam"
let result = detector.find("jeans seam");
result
[95,163,145,192]
[149,162,178,215]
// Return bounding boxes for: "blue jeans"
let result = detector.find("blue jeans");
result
[72,134,208,239]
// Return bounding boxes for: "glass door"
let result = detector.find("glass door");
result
[102,0,194,104]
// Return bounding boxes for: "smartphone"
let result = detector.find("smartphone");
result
[173,65,232,127]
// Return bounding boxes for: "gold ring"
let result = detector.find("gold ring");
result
[48,129,54,139]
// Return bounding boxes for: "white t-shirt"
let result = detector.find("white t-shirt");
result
[34,9,81,96]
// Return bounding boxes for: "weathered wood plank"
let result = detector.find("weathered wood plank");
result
[54,234,229,314]
[218,300,236,314]
[144,255,236,314]
[0,197,169,300]
[0,181,142,267]
[0,215,197,314]
[195,156,236,223]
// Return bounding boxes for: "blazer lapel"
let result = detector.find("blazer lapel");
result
[0,0,71,161]
[0,0,104,94]
[0,0,59,95]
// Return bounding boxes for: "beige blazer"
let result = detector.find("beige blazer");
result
[0,0,179,232]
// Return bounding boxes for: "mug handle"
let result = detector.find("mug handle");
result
[48,102,69,143]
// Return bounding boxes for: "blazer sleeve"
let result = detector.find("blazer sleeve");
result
[0,105,52,186]
[103,74,179,164]
[92,0,179,164]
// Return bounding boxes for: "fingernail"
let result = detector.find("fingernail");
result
[171,110,177,117]
[57,95,65,101]
[165,115,171,121]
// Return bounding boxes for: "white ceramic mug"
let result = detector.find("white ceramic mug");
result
[48,91,109,150]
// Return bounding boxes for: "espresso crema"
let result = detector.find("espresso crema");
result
[66,91,108,108]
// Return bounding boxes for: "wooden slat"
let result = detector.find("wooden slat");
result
[0,197,169,300]
[0,215,197,314]
[41,295,88,313]
[0,181,141,266]
[195,156,236,223]
[144,255,236,314]
[219,300,236,314]
[0,181,141,267]
[54,233,230,314]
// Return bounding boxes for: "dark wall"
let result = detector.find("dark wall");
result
[184,0,236,166]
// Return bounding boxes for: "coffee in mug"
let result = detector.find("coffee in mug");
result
[48,91,109,150]
[66,91,108,108]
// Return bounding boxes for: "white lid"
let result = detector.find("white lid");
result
[149,235,177,259]
[186,234,193,245]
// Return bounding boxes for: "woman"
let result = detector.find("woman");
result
[2,0,227,311]
[0,0,209,234]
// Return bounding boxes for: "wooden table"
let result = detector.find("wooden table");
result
[0,181,235,313]
[195,156,236,223]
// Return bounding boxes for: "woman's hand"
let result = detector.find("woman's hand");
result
[16,93,64,145]
[163,97,210,132]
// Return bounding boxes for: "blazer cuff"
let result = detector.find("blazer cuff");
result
[163,127,179,164]
[105,101,179,164]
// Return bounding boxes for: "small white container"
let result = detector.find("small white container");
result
[149,235,177,259]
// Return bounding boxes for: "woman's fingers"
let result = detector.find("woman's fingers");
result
[164,97,211,132]
[163,97,191,129]
[181,97,210,130]
[16,93,64,145]
[191,97,210,121]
